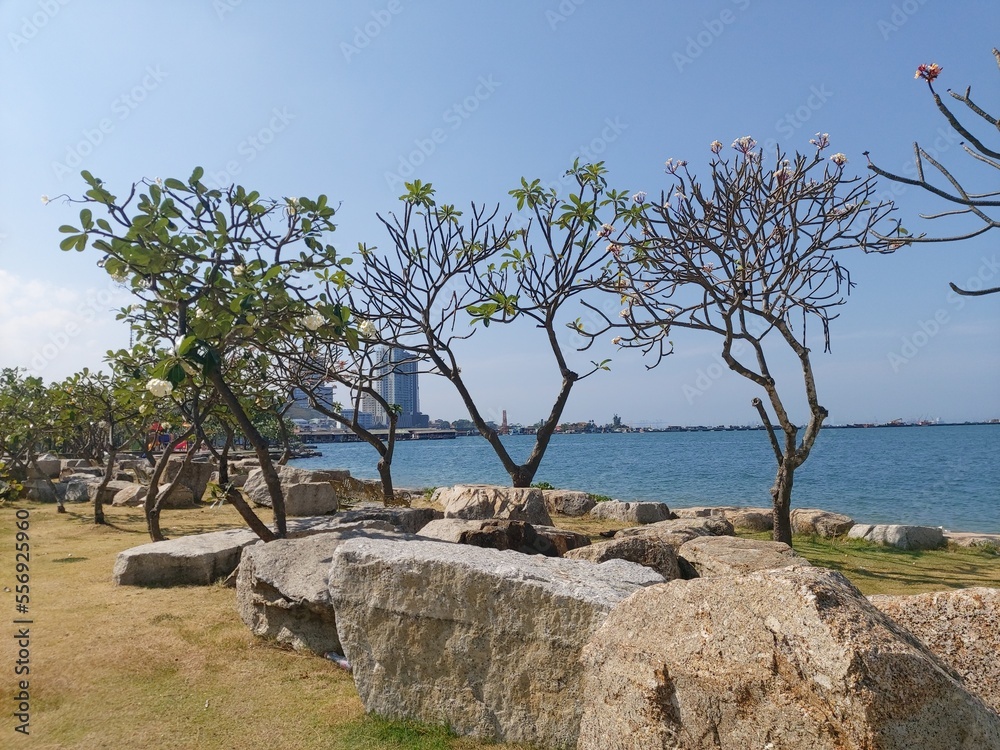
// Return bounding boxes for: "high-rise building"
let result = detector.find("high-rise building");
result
[375,347,428,428]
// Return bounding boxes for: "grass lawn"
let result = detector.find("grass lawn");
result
[0,500,996,749]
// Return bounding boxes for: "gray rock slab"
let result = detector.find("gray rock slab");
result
[416,518,489,542]
[848,523,945,550]
[438,484,553,526]
[565,534,681,580]
[791,507,855,537]
[678,535,808,577]
[329,538,663,748]
[589,500,671,524]
[578,567,1000,749]
[615,516,734,542]
[542,489,597,517]
[236,524,403,654]
[113,528,260,586]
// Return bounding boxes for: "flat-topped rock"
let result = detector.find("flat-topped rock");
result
[333,506,439,535]
[111,482,195,509]
[870,587,1000,714]
[615,516,734,543]
[245,469,339,516]
[578,567,1000,749]
[848,523,944,550]
[672,505,738,518]
[113,528,260,586]
[945,531,1000,548]
[725,507,773,531]
[791,507,855,537]
[678,535,808,577]
[438,484,553,526]
[542,489,597,517]
[416,518,489,543]
[565,534,681,580]
[329,538,664,748]
[163,458,217,501]
[236,524,404,655]
[589,500,672,524]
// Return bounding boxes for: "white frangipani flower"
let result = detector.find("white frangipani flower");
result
[40,195,50,205]
[302,311,325,331]
[357,319,377,337]
[146,379,173,398]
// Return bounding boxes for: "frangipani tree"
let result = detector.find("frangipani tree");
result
[866,53,1000,296]
[591,136,897,543]
[56,169,353,539]
[344,166,630,487]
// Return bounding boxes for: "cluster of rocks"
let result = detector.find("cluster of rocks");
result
[109,483,999,747]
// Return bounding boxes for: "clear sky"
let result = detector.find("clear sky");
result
[2,0,998,427]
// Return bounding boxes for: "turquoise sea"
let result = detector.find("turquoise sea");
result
[290,424,1000,533]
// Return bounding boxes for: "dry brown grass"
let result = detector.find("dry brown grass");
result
[1,500,996,749]
[0,502,531,750]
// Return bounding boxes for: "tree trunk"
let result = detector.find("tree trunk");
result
[771,460,795,545]
[143,430,192,542]
[276,414,293,466]
[224,486,275,542]
[206,368,287,538]
[93,444,117,525]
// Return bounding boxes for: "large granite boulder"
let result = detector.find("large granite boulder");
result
[163,458,217,501]
[61,474,99,503]
[578,567,1000,749]
[542,489,597,517]
[725,507,773,532]
[111,482,195,509]
[848,523,945,550]
[672,505,737,519]
[791,507,855,537]
[244,465,340,516]
[60,466,104,481]
[23,478,58,503]
[329,538,664,748]
[111,484,147,507]
[438,484,553,526]
[113,529,261,586]
[589,500,672,524]
[870,587,1000,714]
[565,534,681,580]
[236,524,402,655]
[615,516,734,543]
[678,536,808,578]
[417,518,489,543]
[334,506,439,535]
[453,520,590,557]
[29,455,61,479]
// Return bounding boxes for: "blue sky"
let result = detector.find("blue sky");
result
[1,0,998,426]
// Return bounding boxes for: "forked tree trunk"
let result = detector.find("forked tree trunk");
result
[206,368,287,538]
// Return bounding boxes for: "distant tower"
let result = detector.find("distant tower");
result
[499,410,509,435]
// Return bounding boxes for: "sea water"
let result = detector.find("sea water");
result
[290,424,1000,533]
